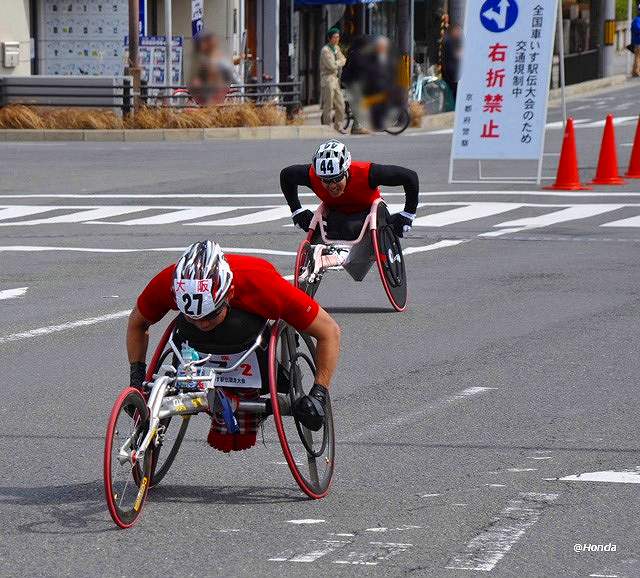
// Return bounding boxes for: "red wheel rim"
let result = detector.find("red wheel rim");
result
[372,228,407,312]
[103,387,149,528]
[267,323,331,499]
[293,239,310,290]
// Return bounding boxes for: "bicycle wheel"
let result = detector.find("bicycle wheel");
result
[372,203,407,311]
[104,387,154,528]
[294,239,322,299]
[342,101,353,132]
[148,348,190,487]
[268,322,334,499]
[383,106,410,135]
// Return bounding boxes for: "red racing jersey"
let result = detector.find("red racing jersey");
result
[137,254,319,331]
[308,160,381,214]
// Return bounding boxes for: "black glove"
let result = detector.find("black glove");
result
[388,212,414,238]
[292,383,328,431]
[130,361,147,390]
[292,209,314,232]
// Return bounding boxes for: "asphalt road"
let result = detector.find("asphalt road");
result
[1,81,640,578]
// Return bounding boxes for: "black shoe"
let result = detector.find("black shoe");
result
[292,384,327,431]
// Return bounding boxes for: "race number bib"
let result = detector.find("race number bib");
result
[174,279,216,319]
[203,351,262,389]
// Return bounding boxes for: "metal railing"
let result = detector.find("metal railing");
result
[0,77,301,117]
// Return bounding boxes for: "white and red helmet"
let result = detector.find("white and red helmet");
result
[173,241,233,319]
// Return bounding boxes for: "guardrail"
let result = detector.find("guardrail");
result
[0,77,302,117]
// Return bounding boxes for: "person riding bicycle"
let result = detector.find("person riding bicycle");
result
[127,241,340,452]
[280,140,418,272]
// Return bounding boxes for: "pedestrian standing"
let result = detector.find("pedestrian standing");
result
[341,35,372,135]
[320,27,347,133]
[441,24,463,102]
[632,5,640,77]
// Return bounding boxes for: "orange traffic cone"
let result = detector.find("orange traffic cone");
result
[591,114,626,185]
[545,118,590,191]
[625,116,640,179]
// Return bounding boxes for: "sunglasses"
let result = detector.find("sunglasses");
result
[320,174,346,185]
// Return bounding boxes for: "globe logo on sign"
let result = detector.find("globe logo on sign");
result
[480,0,519,33]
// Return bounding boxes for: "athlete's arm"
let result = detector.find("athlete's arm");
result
[303,307,341,390]
[127,306,153,364]
[369,163,419,214]
[280,164,313,213]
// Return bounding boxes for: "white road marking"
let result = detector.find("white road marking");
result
[329,533,355,537]
[0,310,131,345]
[446,492,559,572]
[0,206,59,221]
[507,468,538,472]
[580,116,637,128]
[589,574,618,577]
[491,204,626,234]
[487,484,506,488]
[0,287,28,300]
[420,493,442,498]
[413,202,522,227]
[101,207,237,226]
[286,519,326,525]
[0,206,150,226]
[600,213,640,228]
[333,542,413,566]
[0,245,296,256]
[557,469,640,484]
[346,386,497,441]
[188,206,292,226]
[269,539,349,563]
[527,456,553,460]
[403,240,468,254]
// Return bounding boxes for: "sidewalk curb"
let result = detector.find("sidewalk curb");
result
[0,124,337,142]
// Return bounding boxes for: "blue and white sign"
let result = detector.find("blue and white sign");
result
[452,0,558,161]
[480,0,519,33]
[192,0,204,38]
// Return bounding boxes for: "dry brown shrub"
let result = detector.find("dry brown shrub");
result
[258,104,286,126]
[409,100,424,128]
[0,105,46,129]
[40,108,123,129]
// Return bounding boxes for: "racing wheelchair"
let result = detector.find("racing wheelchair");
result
[103,311,335,528]
[294,198,407,312]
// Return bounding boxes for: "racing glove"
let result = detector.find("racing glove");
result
[389,212,415,238]
[292,209,314,232]
[292,383,328,431]
[130,361,147,390]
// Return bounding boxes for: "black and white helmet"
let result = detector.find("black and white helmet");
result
[173,241,233,319]
[312,140,351,181]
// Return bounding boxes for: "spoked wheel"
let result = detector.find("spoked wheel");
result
[372,203,408,311]
[148,348,190,487]
[383,105,410,135]
[268,322,335,499]
[294,239,322,299]
[104,387,154,528]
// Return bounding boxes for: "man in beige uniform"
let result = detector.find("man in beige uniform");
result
[320,27,347,132]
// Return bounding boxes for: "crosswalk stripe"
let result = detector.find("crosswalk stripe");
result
[413,203,523,227]
[333,542,413,566]
[600,213,640,228]
[269,540,350,563]
[446,493,559,572]
[188,206,291,226]
[105,206,239,226]
[0,206,150,226]
[492,204,626,230]
[0,206,59,221]
[580,116,637,128]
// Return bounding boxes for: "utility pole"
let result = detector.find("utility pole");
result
[397,0,411,92]
[127,0,141,109]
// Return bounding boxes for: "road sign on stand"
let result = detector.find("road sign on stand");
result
[449,0,559,184]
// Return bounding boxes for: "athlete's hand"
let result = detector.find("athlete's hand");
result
[389,212,415,237]
[130,361,147,390]
[292,209,314,232]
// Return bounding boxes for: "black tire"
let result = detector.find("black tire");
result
[148,349,190,487]
[372,203,408,311]
[342,101,353,132]
[383,106,410,135]
[421,81,446,115]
